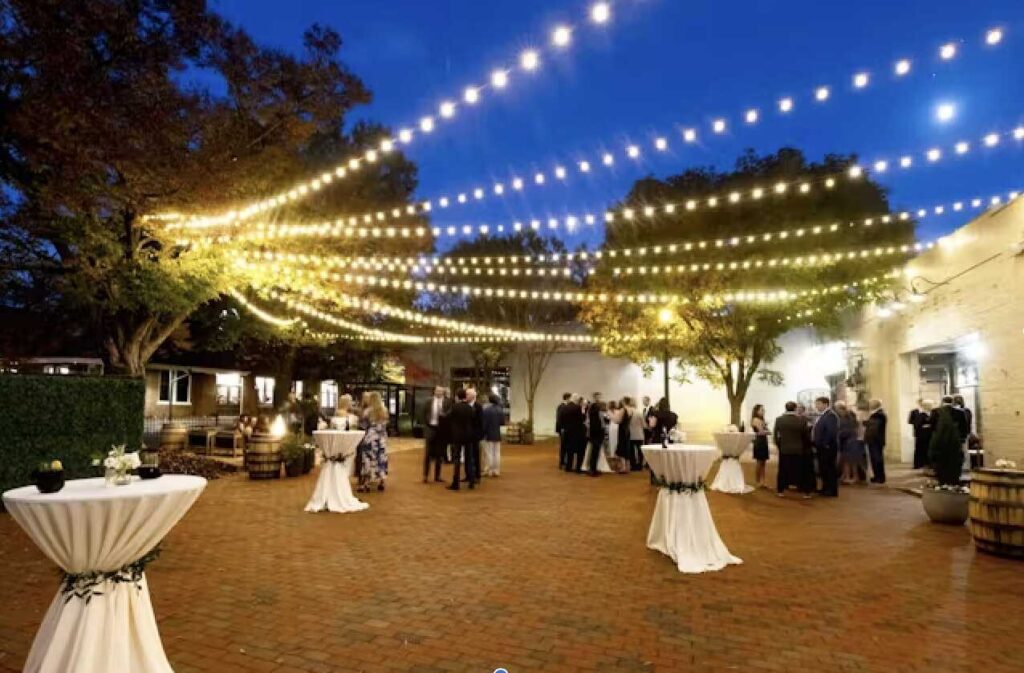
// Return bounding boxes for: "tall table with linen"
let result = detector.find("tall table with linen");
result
[642,444,743,574]
[2,475,206,673]
[307,429,368,513]
[710,432,755,494]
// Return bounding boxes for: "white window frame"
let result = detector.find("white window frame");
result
[215,372,242,406]
[254,376,276,406]
[320,380,338,409]
[158,369,191,406]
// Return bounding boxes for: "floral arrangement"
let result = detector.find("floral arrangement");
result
[994,458,1018,469]
[103,444,141,473]
[36,459,63,473]
[924,480,969,495]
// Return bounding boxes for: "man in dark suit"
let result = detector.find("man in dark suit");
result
[466,387,484,485]
[556,392,572,470]
[446,389,478,491]
[864,399,888,484]
[812,396,840,497]
[929,396,969,472]
[417,386,452,483]
[774,401,814,498]
[587,392,604,476]
[561,394,587,472]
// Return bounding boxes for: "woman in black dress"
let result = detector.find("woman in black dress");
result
[750,404,770,489]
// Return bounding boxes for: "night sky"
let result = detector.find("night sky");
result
[212,0,1024,249]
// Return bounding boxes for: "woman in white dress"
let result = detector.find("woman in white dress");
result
[331,394,360,430]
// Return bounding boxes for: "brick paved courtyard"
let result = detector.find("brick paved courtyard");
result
[1,441,1022,673]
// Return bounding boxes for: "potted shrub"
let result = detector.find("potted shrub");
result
[518,419,534,445]
[32,460,65,494]
[280,434,307,478]
[302,441,316,474]
[924,403,970,525]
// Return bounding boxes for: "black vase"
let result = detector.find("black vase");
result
[33,470,65,494]
[138,466,163,480]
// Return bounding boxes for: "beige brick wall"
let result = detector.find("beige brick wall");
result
[853,197,1024,463]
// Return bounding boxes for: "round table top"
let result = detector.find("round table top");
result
[642,443,717,453]
[2,474,206,506]
[313,429,365,437]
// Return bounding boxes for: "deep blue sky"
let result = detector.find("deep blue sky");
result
[213,0,1024,247]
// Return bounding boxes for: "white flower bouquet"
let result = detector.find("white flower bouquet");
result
[994,458,1018,470]
[103,444,141,485]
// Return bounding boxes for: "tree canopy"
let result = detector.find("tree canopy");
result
[581,148,916,422]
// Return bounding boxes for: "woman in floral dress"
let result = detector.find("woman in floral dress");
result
[358,392,390,493]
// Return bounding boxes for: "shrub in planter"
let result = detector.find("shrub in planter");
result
[929,405,964,487]
[302,444,316,474]
[280,434,308,478]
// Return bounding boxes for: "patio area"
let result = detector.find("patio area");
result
[1,440,1021,673]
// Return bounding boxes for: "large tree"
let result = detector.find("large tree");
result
[0,0,427,374]
[581,148,916,424]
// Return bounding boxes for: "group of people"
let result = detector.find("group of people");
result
[908,394,976,470]
[280,390,391,493]
[417,385,504,491]
[555,393,678,476]
[757,397,890,499]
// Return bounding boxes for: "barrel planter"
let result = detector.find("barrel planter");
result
[159,423,187,452]
[969,468,1024,559]
[246,434,282,480]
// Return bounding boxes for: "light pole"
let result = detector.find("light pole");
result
[657,307,673,407]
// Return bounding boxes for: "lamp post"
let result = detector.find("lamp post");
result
[657,307,673,407]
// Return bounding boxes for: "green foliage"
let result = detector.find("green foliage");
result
[929,406,964,486]
[0,376,143,495]
[279,433,310,464]
[582,149,916,422]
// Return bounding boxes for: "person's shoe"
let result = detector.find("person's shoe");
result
[377,483,385,492]
[446,484,460,491]
[468,482,475,490]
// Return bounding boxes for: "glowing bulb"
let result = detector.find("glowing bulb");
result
[778,97,793,113]
[940,43,957,60]
[602,153,614,166]
[419,116,435,132]
[900,156,913,168]
[815,86,830,101]
[986,28,1004,46]
[895,59,911,76]
[683,128,697,142]
[439,101,456,118]
[983,133,1000,147]
[491,70,508,88]
[853,72,869,88]
[874,160,888,173]
[927,148,942,162]
[713,118,726,133]
[745,109,759,124]
[520,50,540,71]
[398,128,413,143]
[1014,127,1024,140]
[955,141,969,154]
[627,145,640,159]
[655,137,668,151]
[935,102,956,123]
[579,160,591,172]
[591,2,611,24]
[463,87,479,104]
[552,26,572,47]
[658,307,673,325]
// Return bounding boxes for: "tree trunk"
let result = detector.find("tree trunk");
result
[104,313,189,377]
[728,396,743,426]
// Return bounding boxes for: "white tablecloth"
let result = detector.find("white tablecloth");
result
[307,430,368,513]
[642,445,742,574]
[711,432,755,494]
[2,475,206,673]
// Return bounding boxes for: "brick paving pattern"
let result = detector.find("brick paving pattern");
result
[1,440,1021,673]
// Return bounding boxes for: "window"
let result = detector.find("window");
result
[320,380,338,409]
[215,372,242,406]
[43,365,70,375]
[291,380,303,397]
[158,369,191,405]
[254,376,275,406]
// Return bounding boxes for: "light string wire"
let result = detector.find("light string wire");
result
[153,1,623,228]
[173,127,1024,245]
[163,24,1012,232]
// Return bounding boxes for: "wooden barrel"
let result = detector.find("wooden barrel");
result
[159,424,187,452]
[969,468,1024,559]
[246,434,281,480]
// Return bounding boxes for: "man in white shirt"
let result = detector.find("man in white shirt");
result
[418,386,452,483]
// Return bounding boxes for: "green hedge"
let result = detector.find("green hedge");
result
[0,375,144,496]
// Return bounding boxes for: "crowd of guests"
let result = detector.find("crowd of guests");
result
[555,393,678,476]
[416,385,505,491]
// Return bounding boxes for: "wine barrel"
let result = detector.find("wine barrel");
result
[246,434,282,480]
[969,468,1024,559]
[159,424,187,452]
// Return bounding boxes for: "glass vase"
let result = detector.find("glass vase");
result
[105,468,132,487]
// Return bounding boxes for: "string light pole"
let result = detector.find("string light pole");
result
[657,307,674,407]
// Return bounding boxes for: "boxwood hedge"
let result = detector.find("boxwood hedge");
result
[0,375,144,497]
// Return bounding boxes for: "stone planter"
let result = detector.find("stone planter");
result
[922,487,970,525]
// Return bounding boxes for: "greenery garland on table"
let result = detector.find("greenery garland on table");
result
[60,546,161,604]
[324,452,352,465]
[720,454,740,461]
[651,475,705,494]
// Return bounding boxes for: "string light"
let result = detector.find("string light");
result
[895,59,912,76]
[552,26,572,47]
[986,28,1004,46]
[228,289,300,327]
[520,49,540,70]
